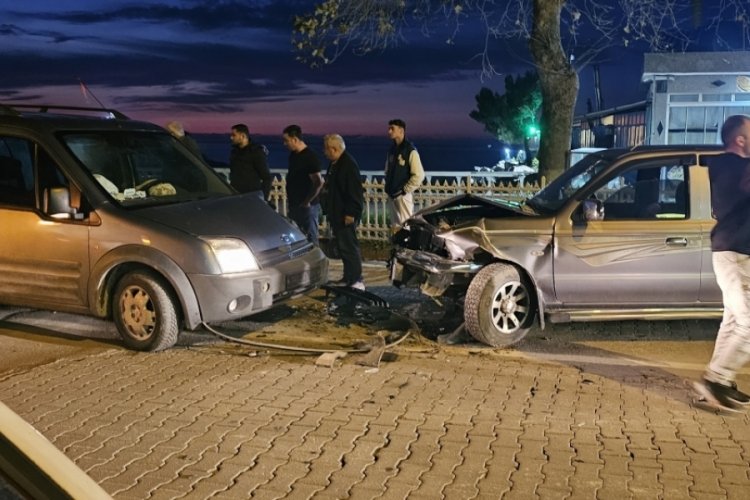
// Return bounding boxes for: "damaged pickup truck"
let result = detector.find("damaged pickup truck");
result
[390,145,725,347]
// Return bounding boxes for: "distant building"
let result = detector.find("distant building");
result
[572,101,647,150]
[642,51,750,145]
[573,51,750,150]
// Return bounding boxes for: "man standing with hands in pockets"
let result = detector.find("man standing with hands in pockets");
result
[384,118,425,233]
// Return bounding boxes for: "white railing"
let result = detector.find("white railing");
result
[219,168,545,241]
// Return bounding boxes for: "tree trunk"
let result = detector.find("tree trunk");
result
[529,0,578,182]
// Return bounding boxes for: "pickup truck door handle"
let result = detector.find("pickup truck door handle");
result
[665,237,688,247]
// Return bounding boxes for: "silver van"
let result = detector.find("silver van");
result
[0,104,328,351]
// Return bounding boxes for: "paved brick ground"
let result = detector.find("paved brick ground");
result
[0,336,749,499]
[0,262,748,499]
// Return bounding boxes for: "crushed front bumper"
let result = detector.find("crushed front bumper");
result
[391,248,482,297]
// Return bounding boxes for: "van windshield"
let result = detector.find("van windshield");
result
[61,131,234,206]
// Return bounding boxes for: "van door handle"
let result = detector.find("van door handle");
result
[666,237,688,247]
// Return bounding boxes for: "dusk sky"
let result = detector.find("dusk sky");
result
[0,1,728,139]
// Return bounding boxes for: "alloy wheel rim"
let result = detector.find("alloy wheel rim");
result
[120,285,156,340]
[490,281,530,334]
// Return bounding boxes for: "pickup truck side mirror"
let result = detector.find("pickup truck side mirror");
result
[574,198,605,223]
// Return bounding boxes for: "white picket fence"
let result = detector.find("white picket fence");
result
[265,169,545,241]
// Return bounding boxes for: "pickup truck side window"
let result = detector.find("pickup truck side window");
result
[595,160,688,220]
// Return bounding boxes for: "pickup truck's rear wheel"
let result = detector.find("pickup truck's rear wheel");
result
[464,263,536,347]
[113,271,179,351]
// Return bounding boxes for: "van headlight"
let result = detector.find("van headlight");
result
[203,238,259,273]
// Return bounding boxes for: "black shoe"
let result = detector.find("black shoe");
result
[693,379,744,413]
[729,382,750,406]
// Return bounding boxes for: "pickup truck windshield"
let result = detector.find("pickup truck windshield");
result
[527,154,612,212]
[62,131,234,206]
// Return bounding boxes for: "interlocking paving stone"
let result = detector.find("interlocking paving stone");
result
[0,315,749,499]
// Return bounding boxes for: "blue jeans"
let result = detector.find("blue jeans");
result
[289,204,320,245]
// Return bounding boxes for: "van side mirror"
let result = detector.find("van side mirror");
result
[43,186,77,219]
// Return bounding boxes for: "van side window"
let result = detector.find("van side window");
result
[37,147,70,194]
[0,136,76,214]
[594,160,689,220]
[0,136,34,208]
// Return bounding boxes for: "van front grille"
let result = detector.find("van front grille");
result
[257,240,314,266]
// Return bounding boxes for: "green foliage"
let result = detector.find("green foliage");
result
[469,71,541,144]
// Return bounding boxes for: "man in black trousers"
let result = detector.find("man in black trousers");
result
[321,134,365,290]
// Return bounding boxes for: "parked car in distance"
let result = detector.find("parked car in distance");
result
[0,104,328,351]
[391,145,724,347]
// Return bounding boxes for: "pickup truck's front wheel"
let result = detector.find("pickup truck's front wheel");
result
[464,263,536,347]
[113,271,179,351]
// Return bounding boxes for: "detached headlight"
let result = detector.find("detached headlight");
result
[203,238,259,273]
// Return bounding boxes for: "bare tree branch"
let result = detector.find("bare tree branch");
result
[293,1,707,76]
[706,0,750,50]
[291,0,748,181]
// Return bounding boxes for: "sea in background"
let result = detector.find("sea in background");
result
[194,134,508,174]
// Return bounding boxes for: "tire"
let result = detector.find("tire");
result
[113,271,180,351]
[464,263,536,347]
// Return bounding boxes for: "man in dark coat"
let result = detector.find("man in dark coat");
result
[322,133,365,290]
[229,123,271,201]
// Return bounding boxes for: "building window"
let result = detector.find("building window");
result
[703,94,733,102]
[664,101,750,144]
[670,94,700,102]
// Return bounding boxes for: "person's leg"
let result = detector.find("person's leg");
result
[388,193,414,233]
[288,206,305,234]
[386,197,399,234]
[709,306,736,370]
[327,225,346,284]
[396,192,414,222]
[335,222,362,285]
[707,251,750,385]
[307,204,320,245]
[289,205,319,245]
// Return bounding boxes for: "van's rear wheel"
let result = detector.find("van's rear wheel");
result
[464,263,536,347]
[113,271,179,351]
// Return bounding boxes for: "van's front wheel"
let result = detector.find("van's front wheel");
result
[113,271,179,351]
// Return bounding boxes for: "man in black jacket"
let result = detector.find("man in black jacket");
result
[229,124,271,201]
[322,134,365,290]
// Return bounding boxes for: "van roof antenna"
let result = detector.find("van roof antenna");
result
[78,78,107,109]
